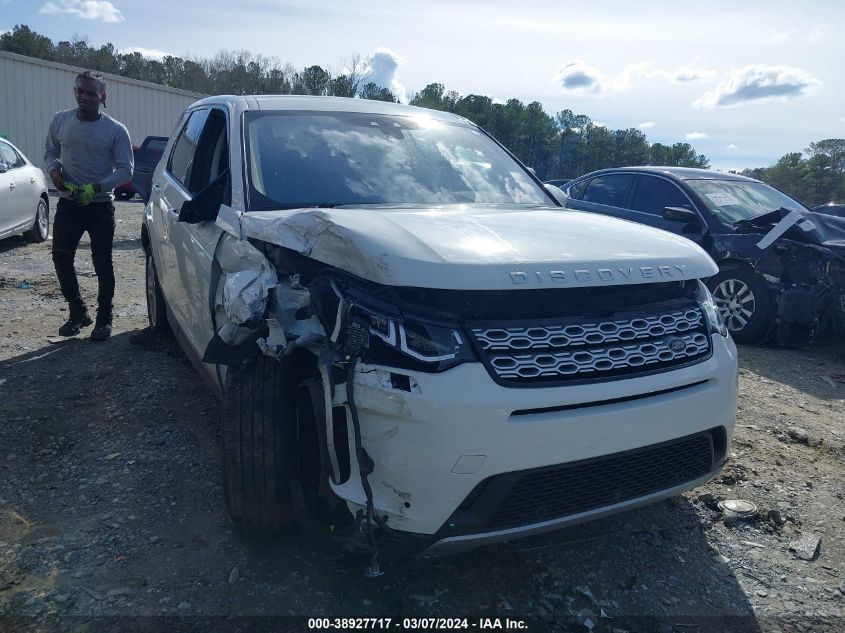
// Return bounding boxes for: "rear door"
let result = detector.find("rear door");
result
[564,173,636,220]
[155,106,230,364]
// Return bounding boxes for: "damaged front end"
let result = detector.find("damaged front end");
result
[731,208,845,345]
[201,222,460,557]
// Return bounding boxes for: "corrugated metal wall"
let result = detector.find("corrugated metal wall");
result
[0,50,205,169]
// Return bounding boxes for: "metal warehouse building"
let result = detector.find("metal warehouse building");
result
[0,50,204,169]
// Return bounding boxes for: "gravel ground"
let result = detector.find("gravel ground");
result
[1,196,844,633]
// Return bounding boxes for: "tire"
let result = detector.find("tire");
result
[23,197,49,243]
[707,266,774,344]
[221,356,299,533]
[145,251,171,335]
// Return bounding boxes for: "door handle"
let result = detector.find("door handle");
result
[30,177,36,184]
[152,183,162,190]
[8,182,14,190]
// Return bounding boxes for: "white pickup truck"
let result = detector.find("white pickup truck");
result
[141,95,738,555]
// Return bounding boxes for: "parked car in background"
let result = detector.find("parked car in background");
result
[813,203,845,218]
[0,138,49,243]
[562,167,845,345]
[141,96,736,554]
[115,135,168,202]
[544,178,572,189]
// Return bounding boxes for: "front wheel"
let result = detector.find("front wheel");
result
[707,267,774,344]
[23,198,49,243]
[221,356,298,533]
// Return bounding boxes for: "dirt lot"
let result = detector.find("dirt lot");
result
[1,196,844,633]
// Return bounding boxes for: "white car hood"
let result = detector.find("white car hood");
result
[238,204,717,290]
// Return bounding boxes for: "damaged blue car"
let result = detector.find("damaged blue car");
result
[562,167,845,345]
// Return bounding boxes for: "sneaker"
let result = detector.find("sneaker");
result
[58,304,93,336]
[90,306,113,342]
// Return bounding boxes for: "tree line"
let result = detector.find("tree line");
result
[2,24,710,180]
[740,139,845,207]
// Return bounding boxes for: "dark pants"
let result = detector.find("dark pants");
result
[51,198,115,311]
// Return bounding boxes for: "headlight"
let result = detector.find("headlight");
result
[696,280,729,337]
[364,310,474,371]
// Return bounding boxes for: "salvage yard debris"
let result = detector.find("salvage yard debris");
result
[789,533,822,561]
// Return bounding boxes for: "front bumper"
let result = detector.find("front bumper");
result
[329,334,738,551]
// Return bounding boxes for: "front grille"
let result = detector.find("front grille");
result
[470,302,711,385]
[443,429,720,535]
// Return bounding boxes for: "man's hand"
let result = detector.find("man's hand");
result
[70,183,96,206]
[49,169,65,192]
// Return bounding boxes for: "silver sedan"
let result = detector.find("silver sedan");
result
[0,138,49,243]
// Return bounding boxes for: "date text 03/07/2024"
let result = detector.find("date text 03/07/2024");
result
[307,618,529,630]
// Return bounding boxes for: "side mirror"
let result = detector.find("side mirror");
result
[178,170,229,224]
[0,164,7,174]
[663,206,700,224]
[544,183,568,207]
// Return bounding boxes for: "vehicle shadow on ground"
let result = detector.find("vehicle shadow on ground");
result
[0,236,39,255]
[0,333,761,630]
[738,342,845,401]
[237,500,763,631]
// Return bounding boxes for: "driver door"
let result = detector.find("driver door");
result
[155,106,231,369]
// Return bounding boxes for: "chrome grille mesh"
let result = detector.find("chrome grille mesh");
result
[471,305,711,383]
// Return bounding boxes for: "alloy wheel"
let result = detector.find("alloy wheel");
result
[712,278,756,332]
[37,200,48,239]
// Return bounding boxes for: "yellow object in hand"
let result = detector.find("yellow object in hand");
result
[70,183,96,206]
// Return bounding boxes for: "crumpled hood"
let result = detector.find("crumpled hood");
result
[737,207,845,254]
[240,204,718,290]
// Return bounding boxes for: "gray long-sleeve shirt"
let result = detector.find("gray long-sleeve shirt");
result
[44,109,134,203]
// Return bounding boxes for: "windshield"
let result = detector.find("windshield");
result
[686,179,807,223]
[244,111,550,211]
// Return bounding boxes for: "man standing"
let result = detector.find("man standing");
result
[45,70,133,341]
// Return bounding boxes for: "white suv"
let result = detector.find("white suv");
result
[141,95,738,554]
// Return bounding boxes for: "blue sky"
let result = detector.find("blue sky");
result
[3,0,843,171]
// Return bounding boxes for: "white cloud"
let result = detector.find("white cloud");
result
[671,66,717,83]
[693,64,822,109]
[685,132,708,140]
[591,122,607,128]
[40,0,124,23]
[554,61,716,97]
[638,121,655,130]
[365,47,407,103]
[554,60,611,95]
[726,144,739,150]
[120,47,172,61]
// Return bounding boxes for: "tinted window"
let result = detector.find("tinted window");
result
[0,142,25,169]
[686,179,807,223]
[187,109,229,197]
[567,179,589,200]
[582,174,634,207]
[167,109,210,187]
[244,111,550,210]
[630,176,691,215]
